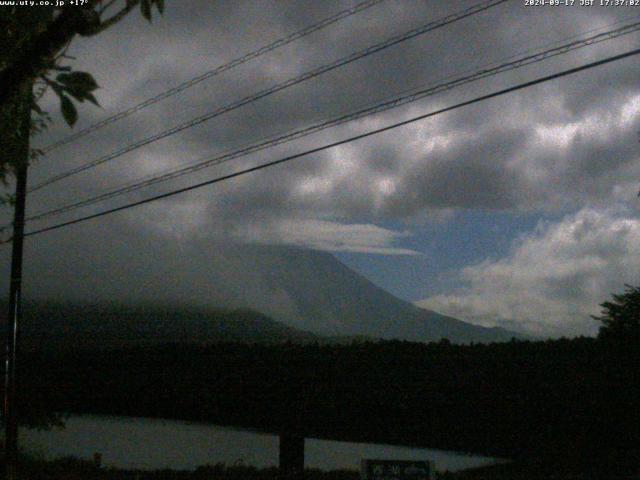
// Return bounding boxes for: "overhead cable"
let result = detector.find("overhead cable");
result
[39,0,388,154]
[13,46,640,242]
[24,19,640,223]
[29,0,509,193]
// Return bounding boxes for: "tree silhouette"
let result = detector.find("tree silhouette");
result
[592,284,640,344]
[0,1,166,430]
[0,0,165,188]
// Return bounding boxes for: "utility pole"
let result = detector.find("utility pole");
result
[3,85,32,480]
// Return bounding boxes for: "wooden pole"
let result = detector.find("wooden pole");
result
[279,431,304,480]
[3,84,31,480]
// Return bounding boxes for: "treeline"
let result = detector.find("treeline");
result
[15,456,360,480]
[12,337,640,476]
[4,301,319,350]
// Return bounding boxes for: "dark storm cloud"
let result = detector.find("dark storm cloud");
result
[23,1,639,221]
[383,127,528,213]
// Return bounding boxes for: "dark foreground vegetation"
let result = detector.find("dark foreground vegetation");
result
[6,456,360,480]
[2,455,556,480]
[9,335,639,478]
[4,286,640,478]
[7,455,638,480]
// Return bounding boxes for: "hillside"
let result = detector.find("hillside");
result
[230,246,520,343]
[4,241,521,344]
[5,301,318,350]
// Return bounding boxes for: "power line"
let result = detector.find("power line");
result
[39,0,387,154]
[13,46,640,242]
[23,19,640,223]
[29,0,509,193]
[33,0,506,190]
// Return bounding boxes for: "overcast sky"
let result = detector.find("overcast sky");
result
[3,0,640,338]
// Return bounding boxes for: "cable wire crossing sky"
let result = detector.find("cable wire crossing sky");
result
[21,18,640,224]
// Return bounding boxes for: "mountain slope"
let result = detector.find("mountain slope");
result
[236,246,519,343]
[5,301,318,350]
[5,237,519,343]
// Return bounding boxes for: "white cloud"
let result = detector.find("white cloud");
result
[417,207,640,338]
[232,219,420,255]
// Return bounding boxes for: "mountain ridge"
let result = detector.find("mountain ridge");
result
[237,245,520,343]
[2,242,521,344]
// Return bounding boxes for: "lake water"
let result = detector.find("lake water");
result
[22,415,499,472]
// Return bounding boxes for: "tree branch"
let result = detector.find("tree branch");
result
[0,7,94,109]
[87,0,141,36]
[0,0,140,112]
[98,0,119,15]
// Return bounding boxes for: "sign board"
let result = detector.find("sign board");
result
[361,459,435,480]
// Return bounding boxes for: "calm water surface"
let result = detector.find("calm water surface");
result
[23,415,499,472]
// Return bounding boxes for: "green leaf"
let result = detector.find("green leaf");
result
[141,0,152,21]
[49,81,63,95]
[55,71,100,106]
[62,85,91,104]
[56,71,99,91]
[84,92,100,107]
[63,88,85,103]
[155,0,164,14]
[60,95,78,127]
